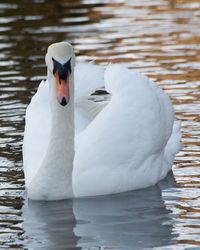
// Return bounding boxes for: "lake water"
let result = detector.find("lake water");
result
[0,0,200,249]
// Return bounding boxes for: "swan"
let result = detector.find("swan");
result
[23,41,181,200]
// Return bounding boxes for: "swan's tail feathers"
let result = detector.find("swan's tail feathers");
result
[74,63,104,101]
[161,120,182,179]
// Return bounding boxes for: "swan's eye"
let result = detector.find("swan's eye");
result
[52,57,71,80]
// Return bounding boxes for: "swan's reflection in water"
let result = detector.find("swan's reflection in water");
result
[23,172,176,249]
[23,199,80,249]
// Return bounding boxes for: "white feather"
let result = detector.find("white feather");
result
[23,59,181,199]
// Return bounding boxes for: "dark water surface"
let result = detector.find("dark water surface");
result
[0,0,200,249]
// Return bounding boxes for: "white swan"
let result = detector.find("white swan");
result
[23,42,181,200]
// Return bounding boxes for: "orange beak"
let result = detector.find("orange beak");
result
[55,71,70,106]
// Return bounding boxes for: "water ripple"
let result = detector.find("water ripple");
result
[0,0,199,249]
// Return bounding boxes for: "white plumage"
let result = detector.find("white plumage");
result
[23,42,181,200]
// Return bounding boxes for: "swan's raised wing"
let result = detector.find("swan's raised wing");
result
[74,62,104,101]
[74,63,108,133]
[23,80,51,187]
[75,97,108,134]
[74,64,181,197]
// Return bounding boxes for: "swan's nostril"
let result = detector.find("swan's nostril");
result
[60,97,67,106]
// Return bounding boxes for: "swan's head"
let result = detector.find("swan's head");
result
[45,42,75,106]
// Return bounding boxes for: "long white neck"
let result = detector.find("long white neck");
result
[28,71,74,200]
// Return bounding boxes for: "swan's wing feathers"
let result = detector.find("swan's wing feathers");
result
[74,64,180,196]
[74,62,108,133]
[76,98,108,120]
[104,64,146,94]
[74,63,104,100]
[105,64,174,143]
[75,97,108,134]
[104,64,181,180]
[23,80,50,187]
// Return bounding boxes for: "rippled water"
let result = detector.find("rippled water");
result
[0,0,200,249]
